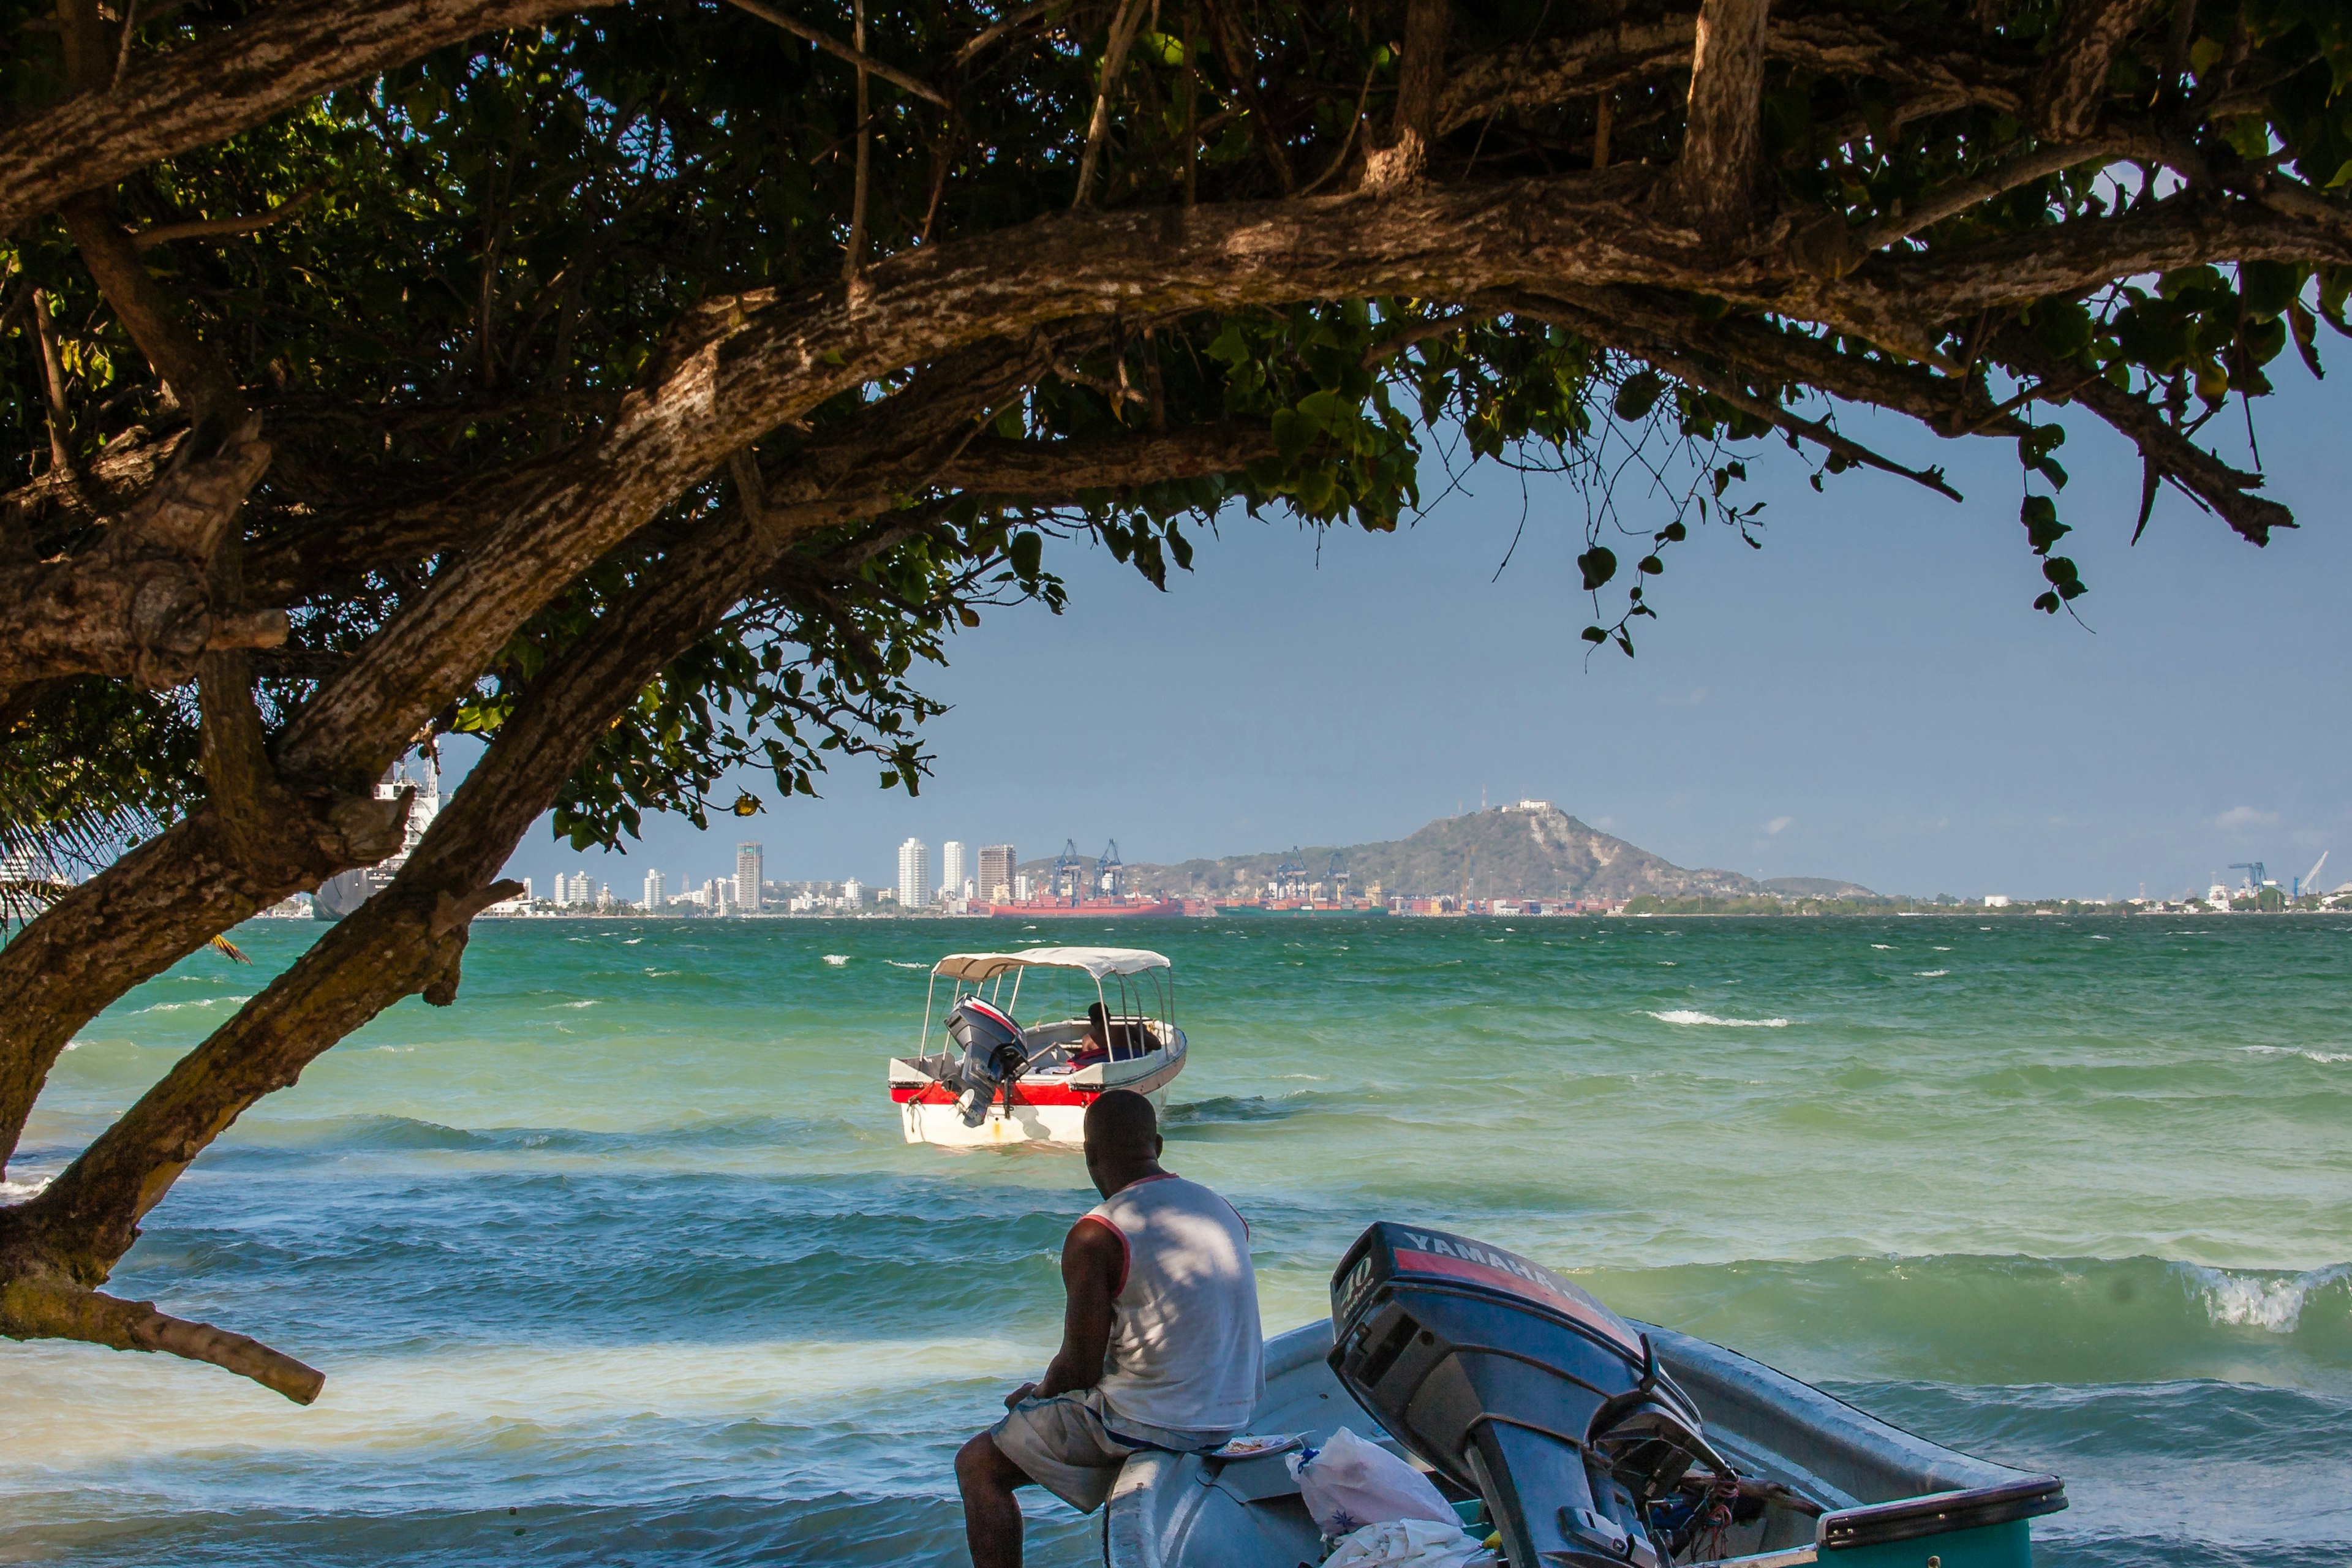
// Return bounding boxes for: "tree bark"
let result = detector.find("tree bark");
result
[2033,0,2160,140]
[1667,0,1773,239]
[0,418,282,699]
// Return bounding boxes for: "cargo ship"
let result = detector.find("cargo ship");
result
[974,894,1193,918]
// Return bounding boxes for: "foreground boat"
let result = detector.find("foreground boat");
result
[1110,1224,2064,1568]
[886,947,1186,1147]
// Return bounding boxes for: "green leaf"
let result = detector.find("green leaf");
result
[2020,494,2070,555]
[1612,371,1667,421]
[1578,545,1618,591]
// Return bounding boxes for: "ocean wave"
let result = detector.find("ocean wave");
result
[884,960,925,969]
[2179,1262,2352,1334]
[1645,1009,1790,1028]
[137,995,253,1013]
[823,955,850,967]
[1593,1252,2352,1387]
[0,1175,51,1199]
[551,1000,599,1010]
[1914,970,1951,978]
[2245,1045,2352,1064]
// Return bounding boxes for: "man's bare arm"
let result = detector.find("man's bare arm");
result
[1021,1216,1123,1403]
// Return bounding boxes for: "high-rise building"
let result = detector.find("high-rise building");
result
[711,875,736,913]
[643,868,668,910]
[978,844,1016,903]
[940,842,967,905]
[736,842,764,912]
[562,869,594,907]
[897,837,931,912]
[842,877,865,908]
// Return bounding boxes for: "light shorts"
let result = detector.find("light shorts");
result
[988,1389,1231,1513]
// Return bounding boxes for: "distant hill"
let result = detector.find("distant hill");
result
[1022,802,1860,902]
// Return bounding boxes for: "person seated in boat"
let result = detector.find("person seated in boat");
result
[1068,1002,1116,1067]
[956,1089,1263,1568]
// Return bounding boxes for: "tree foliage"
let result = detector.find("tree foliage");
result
[1,0,2346,1397]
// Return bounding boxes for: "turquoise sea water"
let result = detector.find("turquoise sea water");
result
[5,914,2348,1567]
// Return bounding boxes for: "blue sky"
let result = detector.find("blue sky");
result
[495,371,2349,903]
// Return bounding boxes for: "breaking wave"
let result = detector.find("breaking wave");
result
[823,954,851,967]
[1645,1009,1790,1028]
[2245,1045,2352,1064]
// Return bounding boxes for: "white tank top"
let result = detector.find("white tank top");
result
[1083,1173,1264,1438]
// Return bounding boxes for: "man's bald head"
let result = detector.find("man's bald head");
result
[1084,1089,1159,1158]
[1082,1090,1164,1196]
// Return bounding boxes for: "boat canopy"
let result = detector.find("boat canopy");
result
[932,946,1171,983]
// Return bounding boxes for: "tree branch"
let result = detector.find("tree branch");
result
[1668,0,1773,238]
[132,181,326,250]
[0,0,597,239]
[0,415,282,698]
[2034,0,2160,140]
[1993,326,2293,543]
[720,0,951,107]
[1438,9,2033,137]
[1499,290,1965,499]
[0,1278,325,1403]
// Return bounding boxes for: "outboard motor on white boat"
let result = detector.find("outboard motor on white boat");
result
[943,997,1030,1127]
[1329,1222,1728,1568]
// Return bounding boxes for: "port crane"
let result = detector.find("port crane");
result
[1271,848,1308,902]
[2228,861,2267,894]
[2296,850,2329,900]
[1327,851,1349,903]
[1096,840,1125,898]
[1051,839,1086,902]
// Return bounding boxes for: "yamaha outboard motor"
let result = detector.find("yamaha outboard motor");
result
[1330,1223,1725,1568]
[944,997,1030,1127]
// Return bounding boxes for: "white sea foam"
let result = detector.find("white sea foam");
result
[1934,946,1952,952]
[0,1174,51,1199]
[1871,944,1894,951]
[1914,970,1951,978]
[552,1000,598,1010]
[2244,1045,2352,1064]
[623,938,643,946]
[137,995,252,1013]
[884,960,925,969]
[1645,1009,1789,1028]
[2180,1262,2350,1334]
[823,955,851,967]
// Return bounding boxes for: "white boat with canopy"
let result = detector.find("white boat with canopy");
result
[887,946,1186,1147]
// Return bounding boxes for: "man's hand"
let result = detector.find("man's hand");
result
[1003,1381,1038,1410]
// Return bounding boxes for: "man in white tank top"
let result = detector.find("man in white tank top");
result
[956,1090,1263,1567]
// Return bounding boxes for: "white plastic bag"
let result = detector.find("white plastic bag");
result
[1322,1518,1492,1568]
[1287,1427,1459,1538]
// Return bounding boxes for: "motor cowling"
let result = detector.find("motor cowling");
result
[944,997,1029,1127]
[1329,1223,1722,1568]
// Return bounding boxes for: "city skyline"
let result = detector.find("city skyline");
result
[489,377,2351,905]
